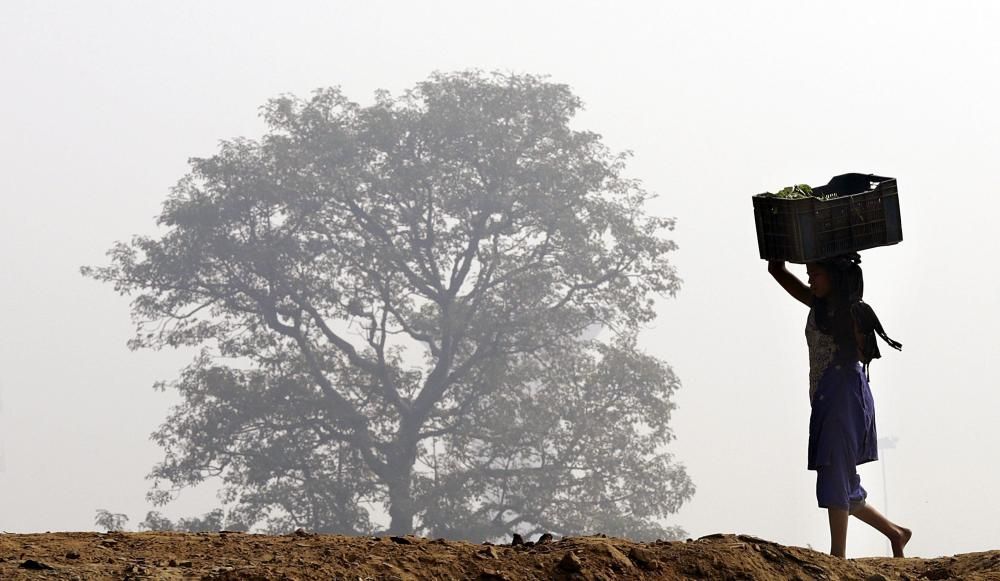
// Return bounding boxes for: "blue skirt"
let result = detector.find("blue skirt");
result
[808,362,878,471]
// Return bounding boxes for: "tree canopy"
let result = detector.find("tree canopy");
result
[86,71,693,540]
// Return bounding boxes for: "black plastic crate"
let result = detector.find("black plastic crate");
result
[753,173,902,263]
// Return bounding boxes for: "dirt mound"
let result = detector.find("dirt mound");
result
[2,531,999,580]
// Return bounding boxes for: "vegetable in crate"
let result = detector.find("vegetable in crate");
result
[773,184,838,201]
[774,184,814,199]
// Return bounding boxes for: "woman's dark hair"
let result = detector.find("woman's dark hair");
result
[813,252,902,374]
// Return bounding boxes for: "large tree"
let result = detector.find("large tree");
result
[86,71,693,540]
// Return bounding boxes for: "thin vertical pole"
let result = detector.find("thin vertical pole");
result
[878,435,897,557]
[881,446,890,556]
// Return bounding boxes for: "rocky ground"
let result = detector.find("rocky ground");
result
[2,530,1000,580]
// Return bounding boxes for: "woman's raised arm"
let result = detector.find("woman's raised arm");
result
[768,260,812,307]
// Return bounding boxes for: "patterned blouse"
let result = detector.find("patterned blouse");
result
[805,308,837,401]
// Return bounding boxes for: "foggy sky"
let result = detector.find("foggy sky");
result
[2,0,998,558]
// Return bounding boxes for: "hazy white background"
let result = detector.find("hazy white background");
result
[2,1,997,558]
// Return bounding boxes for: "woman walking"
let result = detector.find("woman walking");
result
[768,253,912,558]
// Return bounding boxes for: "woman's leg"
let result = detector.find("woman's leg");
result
[851,503,912,557]
[817,458,857,558]
[827,508,849,558]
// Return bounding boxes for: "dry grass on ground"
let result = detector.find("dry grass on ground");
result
[3,530,999,580]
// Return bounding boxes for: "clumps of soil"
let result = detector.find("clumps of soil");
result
[1,530,997,580]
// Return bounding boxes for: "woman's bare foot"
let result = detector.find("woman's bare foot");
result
[850,504,911,557]
[890,526,912,558]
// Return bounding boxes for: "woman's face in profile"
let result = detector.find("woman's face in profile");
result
[806,264,832,298]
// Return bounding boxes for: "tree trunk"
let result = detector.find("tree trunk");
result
[386,470,415,535]
[384,415,422,535]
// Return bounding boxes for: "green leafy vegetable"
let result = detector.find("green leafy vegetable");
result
[771,184,838,201]
[774,184,814,199]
